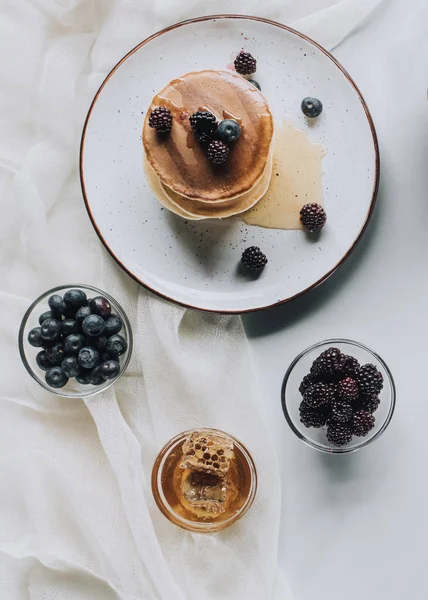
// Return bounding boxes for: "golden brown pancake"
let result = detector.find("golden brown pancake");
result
[142,70,274,203]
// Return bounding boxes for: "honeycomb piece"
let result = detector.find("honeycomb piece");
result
[181,470,227,516]
[180,431,234,475]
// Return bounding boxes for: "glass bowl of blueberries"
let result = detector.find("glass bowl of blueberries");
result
[19,284,133,398]
[281,339,396,454]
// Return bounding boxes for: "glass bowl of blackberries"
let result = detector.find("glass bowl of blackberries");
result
[19,284,133,398]
[281,339,396,453]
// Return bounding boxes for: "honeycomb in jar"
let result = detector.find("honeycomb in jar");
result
[179,431,234,475]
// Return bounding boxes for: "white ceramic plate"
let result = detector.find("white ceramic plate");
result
[80,15,379,313]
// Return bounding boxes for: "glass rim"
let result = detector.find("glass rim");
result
[281,338,396,454]
[151,428,258,533]
[18,283,133,399]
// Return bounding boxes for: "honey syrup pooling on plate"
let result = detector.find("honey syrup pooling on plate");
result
[161,431,253,522]
[242,117,326,230]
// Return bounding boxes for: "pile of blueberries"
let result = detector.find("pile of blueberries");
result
[27,289,127,389]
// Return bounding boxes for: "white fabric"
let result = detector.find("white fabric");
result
[0,1,382,599]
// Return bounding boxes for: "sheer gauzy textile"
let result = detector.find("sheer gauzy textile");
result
[0,0,382,598]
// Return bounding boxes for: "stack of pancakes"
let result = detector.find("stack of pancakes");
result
[142,70,274,220]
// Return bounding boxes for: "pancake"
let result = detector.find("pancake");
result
[142,70,274,203]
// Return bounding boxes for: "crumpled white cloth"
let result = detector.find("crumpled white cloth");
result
[0,1,382,598]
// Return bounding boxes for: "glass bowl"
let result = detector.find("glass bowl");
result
[281,339,396,454]
[18,284,133,398]
[151,428,257,533]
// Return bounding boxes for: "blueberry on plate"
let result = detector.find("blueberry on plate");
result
[63,289,87,309]
[104,314,123,337]
[76,371,90,385]
[75,305,91,325]
[82,314,106,337]
[48,294,67,315]
[88,365,107,386]
[248,79,261,90]
[90,296,112,319]
[301,97,323,118]
[28,327,44,347]
[40,318,62,342]
[100,359,120,380]
[45,366,69,388]
[217,119,241,143]
[61,318,79,336]
[36,350,51,371]
[64,333,85,355]
[46,342,65,365]
[78,346,100,369]
[94,335,109,351]
[106,334,128,357]
[61,356,81,378]
[39,310,54,325]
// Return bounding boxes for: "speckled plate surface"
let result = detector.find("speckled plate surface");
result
[80,15,379,313]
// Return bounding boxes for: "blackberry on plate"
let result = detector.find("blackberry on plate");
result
[355,394,380,414]
[299,402,328,428]
[299,373,316,395]
[337,377,359,402]
[303,382,335,409]
[358,364,383,396]
[207,140,229,165]
[326,422,353,446]
[241,246,268,273]
[300,203,327,233]
[311,347,345,382]
[330,401,353,424]
[148,106,172,133]
[234,51,257,75]
[189,111,217,140]
[352,410,375,437]
[301,97,323,118]
[343,355,360,379]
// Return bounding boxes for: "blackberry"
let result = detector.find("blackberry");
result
[189,111,217,142]
[234,51,257,75]
[358,364,383,396]
[311,347,345,382]
[207,140,229,165]
[337,377,359,402]
[352,410,375,437]
[241,246,268,272]
[299,373,316,395]
[300,203,327,232]
[330,401,353,423]
[356,395,380,414]
[326,422,353,446]
[148,106,172,133]
[343,355,360,379]
[299,402,328,428]
[303,382,335,410]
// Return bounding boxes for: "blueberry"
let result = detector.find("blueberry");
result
[248,79,261,90]
[61,319,79,336]
[78,347,100,369]
[100,359,120,380]
[36,350,51,371]
[63,289,87,309]
[28,327,44,347]
[217,119,241,143]
[75,305,91,325]
[39,310,54,325]
[88,365,107,386]
[106,334,127,357]
[94,335,108,351]
[82,314,106,337]
[45,366,68,388]
[46,343,66,365]
[40,318,62,342]
[61,356,81,378]
[64,333,85,355]
[48,294,67,315]
[90,296,112,318]
[76,371,90,385]
[100,352,111,362]
[104,314,123,336]
[301,97,323,118]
